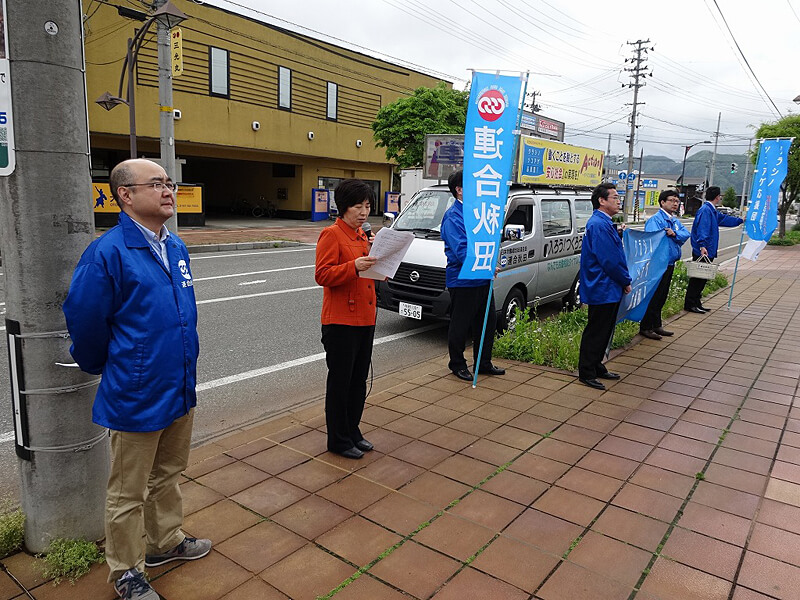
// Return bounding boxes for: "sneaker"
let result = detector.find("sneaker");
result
[114,569,159,600]
[144,537,212,568]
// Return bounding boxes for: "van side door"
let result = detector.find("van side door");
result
[537,197,582,299]
[496,197,540,306]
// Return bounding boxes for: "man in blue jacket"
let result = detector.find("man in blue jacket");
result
[578,183,632,390]
[63,159,210,600]
[441,169,505,381]
[640,190,691,339]
[684,186,743,313]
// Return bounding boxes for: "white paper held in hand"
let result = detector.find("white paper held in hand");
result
[359,228,414,280]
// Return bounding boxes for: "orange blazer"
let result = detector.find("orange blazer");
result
[315,218,377,326]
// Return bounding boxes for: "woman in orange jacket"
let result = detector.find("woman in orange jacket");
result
[315,179,378,459]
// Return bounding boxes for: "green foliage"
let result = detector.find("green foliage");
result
[768,230,800,245]
[495,261,729,371]
[371,83,469,169]
[792,221,800,232]
[0,497,25,559]
[40,538,104,584]
[722,187,738,209]
[754,116,800,237]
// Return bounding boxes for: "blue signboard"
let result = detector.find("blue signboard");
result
[746,139,792,241]
[460,72,524,280]
[642,179,658,188]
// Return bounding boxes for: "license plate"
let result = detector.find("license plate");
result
[398,301,422,320]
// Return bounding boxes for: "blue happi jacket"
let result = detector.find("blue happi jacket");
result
[645,209,690,265]
[579,210,632,305]
[440,199,486,288]
[63,211,199,432]
[690,201,743,258]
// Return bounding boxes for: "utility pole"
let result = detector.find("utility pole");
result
[634,147,644,221]
[622,39,651,222]
[154,0,178,233]
[709,111,721,187]
[0,1,108,552]
[526,90,541,113]
[605,133,612,182]
[740,138,753,211]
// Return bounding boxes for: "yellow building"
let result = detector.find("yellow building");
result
[83,0,447,221]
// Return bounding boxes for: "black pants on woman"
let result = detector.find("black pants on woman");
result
[321,324,375,453]
[578,302,620,380]
[640,264,674,332]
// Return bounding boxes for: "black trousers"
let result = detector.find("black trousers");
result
[321,324,375,453]
[684,254,712,309]
[640,264,675,331]
[578,302,619,380]
[448,284,496,373]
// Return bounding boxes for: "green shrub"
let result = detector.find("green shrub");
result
[494,261,729,371]
[792,222,800,232]
[40,538,104,584]
[0,497,25,559]
[768,237,796,246]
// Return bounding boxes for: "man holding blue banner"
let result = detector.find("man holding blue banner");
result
[441,170,504,381]
[684,186,743,313]
[640,191,690,339]
[578,183,631,390]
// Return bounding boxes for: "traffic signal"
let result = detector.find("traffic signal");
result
[730,163,738,173]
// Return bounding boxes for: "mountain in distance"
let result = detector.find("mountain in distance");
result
[610,150,749,193]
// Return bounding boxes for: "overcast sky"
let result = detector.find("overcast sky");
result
[201,0,798,162]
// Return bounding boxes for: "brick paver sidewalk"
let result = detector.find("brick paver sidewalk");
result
[2,246,800,600]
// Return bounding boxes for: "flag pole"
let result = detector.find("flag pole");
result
[726,227,745,308]
[472,71,529,388]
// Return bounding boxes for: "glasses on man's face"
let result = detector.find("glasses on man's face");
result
[123,181,177,192]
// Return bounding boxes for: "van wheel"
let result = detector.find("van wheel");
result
[563,276,582,311]
[499,288,525,332]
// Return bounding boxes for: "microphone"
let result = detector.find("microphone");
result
[361,221,372,240]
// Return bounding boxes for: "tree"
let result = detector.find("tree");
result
[371,83,469,169]
[722,186,738,209]
[753,115,800,238]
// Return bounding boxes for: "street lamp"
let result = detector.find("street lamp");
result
[678,140,711,210]
[94,1,187,159]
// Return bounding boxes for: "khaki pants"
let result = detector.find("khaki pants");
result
[105,409,194,583]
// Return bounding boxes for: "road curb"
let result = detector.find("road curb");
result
[186,240,310,254]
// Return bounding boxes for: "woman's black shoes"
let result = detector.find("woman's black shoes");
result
[355,439,374,452]
[336,447,364,459]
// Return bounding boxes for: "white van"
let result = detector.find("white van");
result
[376,184,594,330]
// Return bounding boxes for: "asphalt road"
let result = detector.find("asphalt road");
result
[0,224,746,502]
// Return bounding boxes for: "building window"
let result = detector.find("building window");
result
[278,66,291,110]
[209,47,229,97]
[326,82,338,120]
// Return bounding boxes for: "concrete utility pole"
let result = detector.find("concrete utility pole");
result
[709,112,721,187]
[0,1,108,552]
[622,39,650,222]
[740,138,753,210]
[154,0,178,233]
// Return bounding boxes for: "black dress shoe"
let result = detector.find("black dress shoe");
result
[453,368,473,381]
[597,372,620,380]
[579,378,606,390]
[478,364,506,375]
[335,447,364,459]
[355,439,373,452]
[640,330,662,340]
[684,306,706,314]
[699,305,711,312]
[653,327,674,336]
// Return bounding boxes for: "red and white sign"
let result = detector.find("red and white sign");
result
[477,89,507,122]
[537,118,559,135]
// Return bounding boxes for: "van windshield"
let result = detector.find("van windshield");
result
[394,190,454,233]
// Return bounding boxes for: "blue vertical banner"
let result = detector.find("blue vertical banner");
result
[746,139,792,241]
[459,72,524,280]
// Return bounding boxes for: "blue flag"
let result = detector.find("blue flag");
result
[460,72,524,280]
[617,229,672,323]
[746,139,792,241]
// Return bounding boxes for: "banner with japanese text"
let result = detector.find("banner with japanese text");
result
[460,71,524,280]
[616,229,671,323]
[745,138,792,241]
[517,137,604,187]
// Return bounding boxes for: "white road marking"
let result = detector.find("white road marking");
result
[196,323,443,392]
[193,264,313,283]
[190,248,315,261]
[196,285,319,305]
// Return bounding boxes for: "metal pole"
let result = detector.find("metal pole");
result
[154,0,178,233]
[739,139,753,212]
[0,0,108,552]
[709,112,721,186]
[634,147,643,221]
[127,38,137,158]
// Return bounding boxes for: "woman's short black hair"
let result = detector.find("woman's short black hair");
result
[334,179,375,215]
